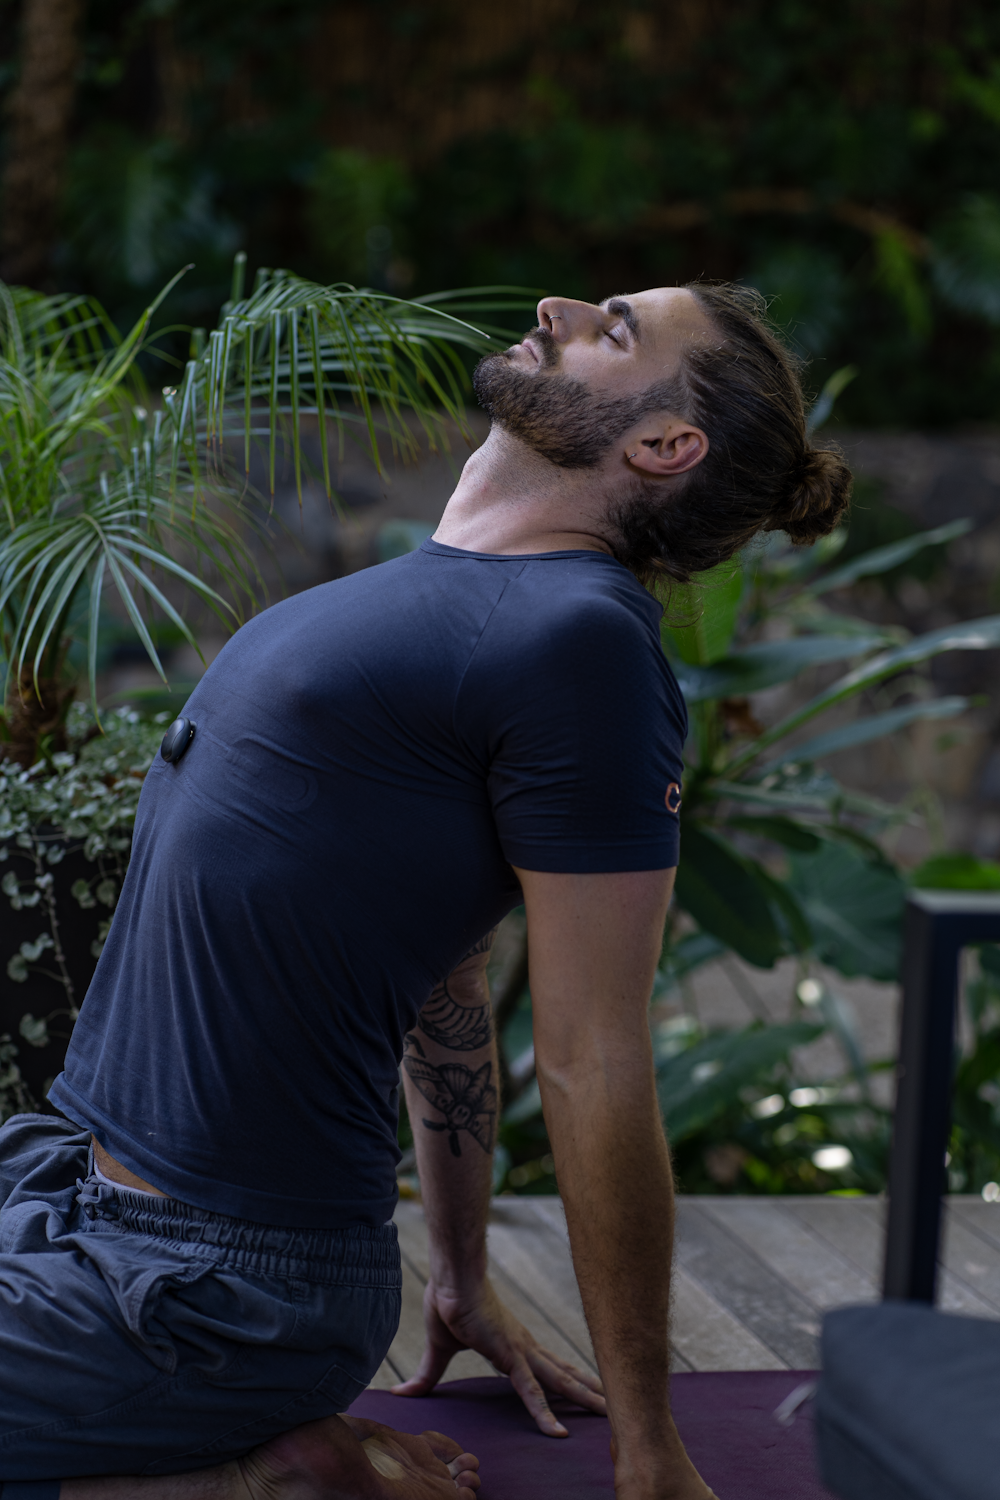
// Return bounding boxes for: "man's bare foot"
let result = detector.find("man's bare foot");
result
[239,1411,480,1497]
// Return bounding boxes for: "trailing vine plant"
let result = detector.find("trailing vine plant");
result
[0,704,163,1117]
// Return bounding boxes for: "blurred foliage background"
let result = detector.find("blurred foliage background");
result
[5,0,1000,424]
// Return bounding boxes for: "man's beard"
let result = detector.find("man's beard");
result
[472,328,690,579]
[472,329,682,471]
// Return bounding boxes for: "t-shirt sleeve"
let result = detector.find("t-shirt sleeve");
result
[459,578,688,873]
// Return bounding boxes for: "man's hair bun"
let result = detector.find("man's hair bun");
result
[775,444,853,546]
[609,281,857,587]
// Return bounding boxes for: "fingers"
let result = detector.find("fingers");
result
[390,1341,454,1399]
[506,1345,608,1434]
[528,1350,607,1415]
[565,1364,605,1396]
[507,1355,570,1437]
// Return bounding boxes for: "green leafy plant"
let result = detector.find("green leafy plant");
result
[0,260,528,764]
[949,942,1000,1196]
[0,703,165,1120]
[660,489,995,986]
[651,1010,891,1195]
[901,852,1000,1196]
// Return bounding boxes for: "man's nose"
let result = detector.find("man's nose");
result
[536,297,602,341]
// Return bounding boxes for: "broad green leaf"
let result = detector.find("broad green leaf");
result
[728,614,1000,774]
[675,824,783,968]
[674,633,887,704]
[756,865,814,953]
[657,1022,823,1142]
[763,695,969,769]
[710,777,902,823]
[788,843,906,981]
[805,519,973,596]
[728,815,822,852]
[663,560,743,666]
[910,853,1000,891]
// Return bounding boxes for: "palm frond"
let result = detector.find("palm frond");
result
[0,262,532,729]
[179,273,532,497]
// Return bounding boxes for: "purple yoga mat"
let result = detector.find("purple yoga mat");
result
[350,1372,836,1499]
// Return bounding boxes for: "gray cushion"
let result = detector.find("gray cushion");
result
[817,1302,1000,1499]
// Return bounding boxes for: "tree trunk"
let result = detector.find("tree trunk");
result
[0,0,84,287]
[4,668,73,766]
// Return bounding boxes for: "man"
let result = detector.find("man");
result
[0,283,849,1500]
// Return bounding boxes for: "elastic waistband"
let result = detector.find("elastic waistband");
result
[75,1177,401,1285]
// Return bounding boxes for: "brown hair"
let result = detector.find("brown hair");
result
[608,281,853,586]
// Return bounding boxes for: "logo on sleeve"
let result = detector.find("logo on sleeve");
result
[665,782,682,814]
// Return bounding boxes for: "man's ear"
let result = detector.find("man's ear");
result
[626,420,709,476]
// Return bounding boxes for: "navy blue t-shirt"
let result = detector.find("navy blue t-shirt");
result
[51,541,688,1227]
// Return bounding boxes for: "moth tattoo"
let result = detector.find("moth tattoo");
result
[403,1033,497,1157]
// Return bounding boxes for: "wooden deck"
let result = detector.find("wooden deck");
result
[368,1194,1000,1387]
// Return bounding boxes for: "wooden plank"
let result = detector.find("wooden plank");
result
[513,1195,569,1241]
[779,1197,883,1282]
[397,1200,596,1374]
[948,1198,1000,1253]
[490,1202,706,1373]
[785,1197,1000,1318]
[485,1216,597,1368]
[394,1199,433,1263]
[384,1255,437,1381]
[674,1200,822,1368]
[420,1196,791,1370]
[700,1198,878,1311]
[441,1349,503,1380]
[940,1214,1000,1315]
[670,1265,787,1372]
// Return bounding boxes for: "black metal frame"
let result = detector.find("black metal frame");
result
[883,890,1000,1302]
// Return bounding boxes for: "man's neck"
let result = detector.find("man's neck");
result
[432,427,615,558]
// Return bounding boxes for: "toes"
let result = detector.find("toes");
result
[446,1452,480,1478]
[421,1429,479,1469]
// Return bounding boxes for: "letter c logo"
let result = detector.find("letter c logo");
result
[665,782,682,814]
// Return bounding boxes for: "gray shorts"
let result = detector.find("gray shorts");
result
[0,1114,401,1492]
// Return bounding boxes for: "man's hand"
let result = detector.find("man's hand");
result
[392,1275,605,1436]
[397,930,603,1439]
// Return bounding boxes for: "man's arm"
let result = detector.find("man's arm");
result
[393,929,605,1435]
[516,866,714,1500]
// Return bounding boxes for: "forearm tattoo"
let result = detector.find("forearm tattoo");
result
[401,927,500,1157]
[403,1033,497,1157]
[415,926,498,1053]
